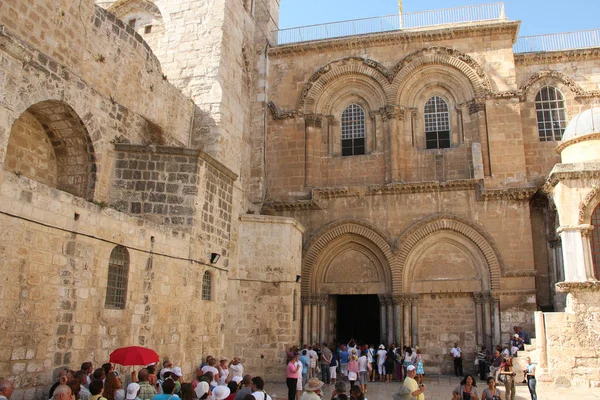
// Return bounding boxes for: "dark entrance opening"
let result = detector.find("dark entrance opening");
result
[336,295,380,345]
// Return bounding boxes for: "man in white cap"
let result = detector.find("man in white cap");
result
[403,365,425,400]
[126,383,141,400]
[194,382,210,400]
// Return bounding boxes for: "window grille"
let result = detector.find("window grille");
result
[105,246,130,309]
[201,271,212,300]
[341,104,366,156]
[535,86,567,141]
[590,205,600,279]
[424,96,451,149]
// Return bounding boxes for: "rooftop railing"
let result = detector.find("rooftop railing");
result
[513,29,600,53]
[274,3,507,45]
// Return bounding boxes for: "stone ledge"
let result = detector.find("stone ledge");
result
[545,163,600,188]
[515,47,600,66]
[240,214,306,233]
[556,281,600,293]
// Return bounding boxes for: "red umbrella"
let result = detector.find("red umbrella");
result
[109,346,159,366]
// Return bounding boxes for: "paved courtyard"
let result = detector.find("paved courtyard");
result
[265,376,600,400]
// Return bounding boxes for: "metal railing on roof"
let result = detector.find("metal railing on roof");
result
[274,3,507,45]
[514,29,600,53]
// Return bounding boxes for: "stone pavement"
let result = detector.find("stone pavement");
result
[265,376,600,400]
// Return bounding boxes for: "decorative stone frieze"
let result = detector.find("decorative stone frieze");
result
[555,281,600,293]
[267,101,297,120]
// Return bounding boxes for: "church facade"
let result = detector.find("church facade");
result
[1,0,599,396]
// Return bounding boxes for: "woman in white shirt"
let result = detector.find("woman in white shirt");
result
[376,345,387,382]
[218,357,230,385]
[201,357,220,387]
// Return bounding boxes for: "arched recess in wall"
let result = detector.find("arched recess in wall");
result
[302,219,396,296]
[390,47,491,105]
[108,0,166,58]
[395,214,503,292]
[298,57,390,115]
[520,70,588,103]
[4,101,97,200]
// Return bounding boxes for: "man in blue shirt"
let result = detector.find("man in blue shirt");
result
[299,350,310,385]
[339,345,349,377]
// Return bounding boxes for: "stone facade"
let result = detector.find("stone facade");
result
[1,0,600,396]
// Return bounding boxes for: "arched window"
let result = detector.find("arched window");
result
[341,104,366,156]
[201,271,212,300]
[535,86,567,141]
[424,96,450,149]
[105,246,130,309]
[590,204,600,279]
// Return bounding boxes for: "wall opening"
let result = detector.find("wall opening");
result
[335,294,380,344]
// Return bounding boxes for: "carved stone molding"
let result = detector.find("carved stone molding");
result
[556,281,600,293]
[301,295,311,305]
[515,48,600,66]
[519,70,600,101]
[556,224,594,235]
[546,168,600,189]
[473,292,485,304]
[314,294,329,306]
[556,132,600,155]
[467,99,486,114]
[578,185,600,224]
[261,200,322,214]
[378,294,390,306]
[304,113,323,128]
[504,270,537,277]
[477,186,539,201]
[493,289,537,296]
[267,101,297,120]
[381,105,405,121]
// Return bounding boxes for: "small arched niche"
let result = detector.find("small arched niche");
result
[4,100,96,199]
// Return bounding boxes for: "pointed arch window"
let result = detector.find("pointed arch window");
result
[105,246,130,309]
[425,96,450,149]
[341,104,366,156]
[535,86,567,141]
[590,204,600,279]
[201,271,212,300]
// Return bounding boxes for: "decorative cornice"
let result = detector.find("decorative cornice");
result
[313,179,479,200]
[493,289,537,296]
[545,164,600,188]
[556,224,594,235]
[504,270,537,277]
[268,21,520,57]
[267,101,297,120]
[556,281,600,293]
[515,48,600,66]
[477,185,538,201]
[261,200,322,213]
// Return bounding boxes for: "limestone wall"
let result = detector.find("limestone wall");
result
[0,170,228,400]
[225,215,304,382]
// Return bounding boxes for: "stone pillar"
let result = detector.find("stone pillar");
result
[386,297,394,345]
[403,298,411,346]
[534,311,548,369]
[304,115,322,189]
[410,295,419,346]
[557,225,596,282]
[319,295,328,344]
[311,296,319,344]
[491,293,501,346]
[302,296,310,345]
[482,293,493,350]
[378,294,387,344]
[393,295,403,346]
[474,293,484,346]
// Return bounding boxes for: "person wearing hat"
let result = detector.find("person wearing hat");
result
[403,365,425,400]
[194,382,210,400]
[300,378,324,400]
[212,386,231,400]
[171,368,183,394]
[126,383,141,400]
[376,345,387,382]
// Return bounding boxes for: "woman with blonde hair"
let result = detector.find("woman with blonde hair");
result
[347,354,359,390]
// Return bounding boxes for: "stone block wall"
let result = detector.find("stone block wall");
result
[225,215,304,382]
[0,170,229,399]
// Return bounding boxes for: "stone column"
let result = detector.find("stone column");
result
[386,297,394,345]
[378,294,387,343]
[319,295,328,344]
[534,311,548,369]
[410,295,419,346]
[474,293,484,346]
[558,225,596,282]
[393,295,403,346]
[403,298,411,346]
[491,293,501,346]
[302,296,310,345]
[482,293,493,350]
[311,296,319,344]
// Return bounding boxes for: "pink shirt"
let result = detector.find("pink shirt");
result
[348,360,359,373]
[287,362,299,378]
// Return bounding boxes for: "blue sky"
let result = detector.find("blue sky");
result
[279,0,600,36]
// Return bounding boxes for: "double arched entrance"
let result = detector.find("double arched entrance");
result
[301,216,503,373]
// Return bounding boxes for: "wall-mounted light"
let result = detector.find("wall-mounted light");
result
[210,253,221,264]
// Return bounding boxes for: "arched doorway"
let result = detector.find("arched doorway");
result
[4,101,96,199]
[302,221,395,346]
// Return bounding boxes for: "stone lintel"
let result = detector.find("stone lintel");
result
[515,47,600,66]
[240,214,306,233]
[114,144,238,181]
[268,21,520,57]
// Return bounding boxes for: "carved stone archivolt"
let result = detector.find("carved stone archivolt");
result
[578,185,600,224]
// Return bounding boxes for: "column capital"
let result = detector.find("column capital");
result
[473,292,485,304]
[304,113,323,128]
[301,295,312,305]
[557,224,594,236]
[391,295,404,305]
[315,294,329,306]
